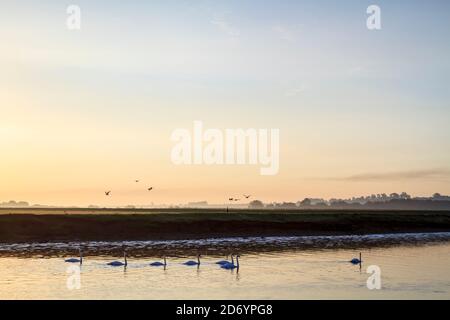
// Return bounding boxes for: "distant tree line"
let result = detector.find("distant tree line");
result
[0,200,30,208]
[249,193,450,210]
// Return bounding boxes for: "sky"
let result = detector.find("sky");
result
[1,0,449,206]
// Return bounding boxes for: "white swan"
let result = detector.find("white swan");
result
[150,256,167,267]
[184,254,201,266]
[350,252,362,265]
[65,249,83,264]
[221,255,240,270]
[216,255,231,265]
[107,251,128,267]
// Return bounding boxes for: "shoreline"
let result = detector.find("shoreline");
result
[1,232,450,258]
[1,209,450,244]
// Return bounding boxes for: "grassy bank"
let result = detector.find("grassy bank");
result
[1,208,450,243]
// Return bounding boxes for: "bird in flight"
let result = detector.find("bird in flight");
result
[243,194,251,199]
[148,187,153,191]
[234,198,240,202]
[229,198,234,201]
[135,180,140,183]
[105,191,111,196]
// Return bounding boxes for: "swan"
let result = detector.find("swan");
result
[150,256,167,267]
[350,252,362,265]
[65,249,83,264]
[216,255,232,265]
[220,255,236,268]
[221,255,240,270]
[107,251,128,267]
[184,254,201,266]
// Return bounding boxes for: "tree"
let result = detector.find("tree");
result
[300,198,312,207]
[400,192,411,199]
[248,200,264,209]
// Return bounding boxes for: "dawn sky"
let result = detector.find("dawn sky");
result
[1,0,449,206]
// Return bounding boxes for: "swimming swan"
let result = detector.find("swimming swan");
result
[108,251,128,267]
[150,256,167,267]
[216,255,231,265]
[221,255,239,270]
[184,254,201,266]
[219,255,234,267]
[65,249,83,264]
[350,252,362,265]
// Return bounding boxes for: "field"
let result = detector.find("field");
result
[1,208,450,243]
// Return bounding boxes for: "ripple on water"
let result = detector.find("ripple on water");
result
[0,232,450,258]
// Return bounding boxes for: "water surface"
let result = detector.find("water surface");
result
[1,233,449,299]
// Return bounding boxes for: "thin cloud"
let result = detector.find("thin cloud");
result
[272,25,295,42]
[211,15,240,37]
[273,24,303,43]
[285,85,306,97]
[346,65,376,78]
[347,66,364,76]
[327,169,450,182]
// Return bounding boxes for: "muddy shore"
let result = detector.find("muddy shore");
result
[1,209,450,243]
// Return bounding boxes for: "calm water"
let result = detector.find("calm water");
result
[1,233,449,299]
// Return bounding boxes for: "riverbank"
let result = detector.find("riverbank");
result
[1,208,450,243]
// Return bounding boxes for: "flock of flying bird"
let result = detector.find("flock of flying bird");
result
[104,180,153,197]
[65,250,242,270]
[103,179,251,203]
[229,195,251,202]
